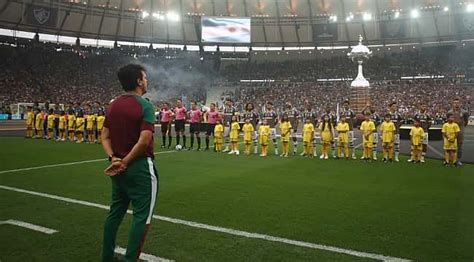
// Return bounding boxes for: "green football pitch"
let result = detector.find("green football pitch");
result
[0,137,473,261]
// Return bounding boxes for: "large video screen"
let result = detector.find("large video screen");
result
[201,17,251,44]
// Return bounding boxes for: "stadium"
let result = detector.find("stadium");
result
[0,0,473,261]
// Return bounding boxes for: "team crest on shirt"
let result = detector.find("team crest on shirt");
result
[34,8,50,25]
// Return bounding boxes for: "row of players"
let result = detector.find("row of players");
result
[24,108,106,143]
[211,111,461,166]
[157,98,468,165]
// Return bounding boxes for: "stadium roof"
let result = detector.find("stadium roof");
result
[0,0,473,47]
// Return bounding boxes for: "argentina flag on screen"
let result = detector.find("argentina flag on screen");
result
[201,17,251,44]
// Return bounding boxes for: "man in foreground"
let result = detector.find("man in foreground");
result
[101,64,158,262]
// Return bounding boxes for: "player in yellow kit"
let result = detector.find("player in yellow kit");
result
[302,118,315,158]
[96,111,106,144]
[336,116,350,159]
[47,109,55,140]
[258,119,270,157]
[75,112,85,143]
[67,109,76,141]
[360,112,376,161]
[318,115,334,160]
[279,115,292,157]
[379,113,396,162]
[86,112,96,143]
[34,109,44,139]
[214,120,224,152]
[25,106,34,138]
[242,118,254,155]
[410,120,425,163]
[58,111,67,141]
[442,113,461,166]
[228,116,241,155]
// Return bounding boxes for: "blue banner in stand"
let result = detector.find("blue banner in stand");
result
[0,114,9,120]
[24,4,58,27]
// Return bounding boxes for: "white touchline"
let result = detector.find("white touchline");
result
[0,150,176,175]
[0,219,58,234]
[0,184,410,262]
[114,246,173,262]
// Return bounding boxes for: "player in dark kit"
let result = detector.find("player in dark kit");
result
[412,102,431,163]
[241,103,259,154]
[301,102,318,156]
[341,100,356,159]
[388,102,403,162]
[101,64,158,262]
[283,102,300,155]
[261,101,279,155]
[222,99,239,152]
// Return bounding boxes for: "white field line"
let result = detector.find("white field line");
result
[427,144,445,158]
[0,184,411,262]
[114,246,173,262]
[0,219,58,234]
[0,150,176,175]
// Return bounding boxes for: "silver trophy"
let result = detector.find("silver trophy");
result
[347,35,372,111]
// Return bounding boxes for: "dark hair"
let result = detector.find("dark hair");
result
[365,112,371,116]
[446,113,453,118]
[389,102,397,107]
[267,101,273,106]
[343,100,350,105]
[384,113,391,118]
[117,64,146,91]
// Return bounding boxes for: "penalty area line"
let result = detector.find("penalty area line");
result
[0,219,58,234]
[114,246,173,262]
[0,184,410,262]
[0,150,176,175]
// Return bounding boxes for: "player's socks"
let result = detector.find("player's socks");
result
[273,140,279,155]
[254,140,258,154]
[162,135,166,147]
[176,134,181,145]
[183,135,187,148]
[394,152,399,162]
[190,136,194,148]
[205,137,210,149]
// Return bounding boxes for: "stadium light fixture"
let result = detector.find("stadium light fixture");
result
[394,11,400,18]
[329,15,337,22]
[142,11,149,19]
[411,9,419,18]
[363,12,372,21]
[467,4,474,13]
[443,6,449,12]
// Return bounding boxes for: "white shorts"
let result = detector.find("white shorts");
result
[270,128,277,140]
[224,126,230,137]
[422,132,429,145]
[349,131,355,142]
[372,132,379,144]
[394,133,400,144]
